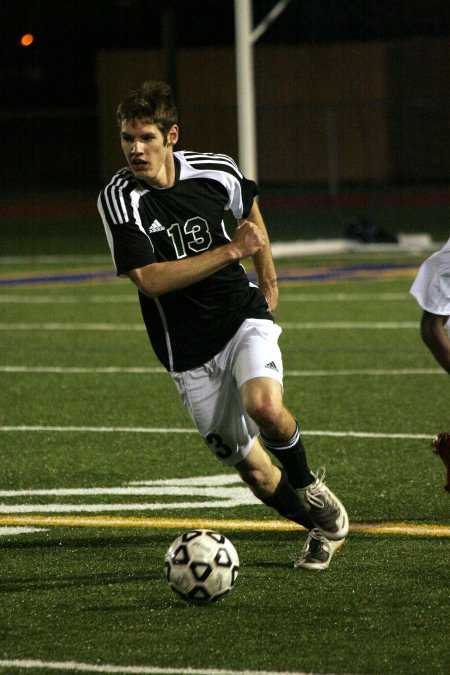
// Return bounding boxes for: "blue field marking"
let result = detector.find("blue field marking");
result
[251,261,419,284]
[0,261,418,288]
[0,270,116,287]
[274,262,419,283]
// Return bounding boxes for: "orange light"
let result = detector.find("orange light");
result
[20,33,35,47]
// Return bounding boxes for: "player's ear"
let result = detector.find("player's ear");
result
[167,124,179,146]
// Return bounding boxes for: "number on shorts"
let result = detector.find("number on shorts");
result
[205,433,233,459]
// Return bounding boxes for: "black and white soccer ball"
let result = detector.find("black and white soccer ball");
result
[164,529,239,604]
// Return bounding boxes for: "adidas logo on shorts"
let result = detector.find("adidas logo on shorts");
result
[265,361,279,372]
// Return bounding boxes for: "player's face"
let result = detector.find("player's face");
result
[120,118,178,188]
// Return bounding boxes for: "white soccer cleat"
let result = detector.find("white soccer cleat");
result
[294,528,346,570]
[296,467,349,540]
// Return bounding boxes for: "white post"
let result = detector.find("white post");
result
[234,0,257,182]
[326,107,339,195]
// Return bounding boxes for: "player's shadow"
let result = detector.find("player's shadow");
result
[246,560,293,569]
[0,532,170,550]
[0,570,159,594]
[0,533,167,600]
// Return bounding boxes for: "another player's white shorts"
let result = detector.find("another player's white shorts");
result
[410,237,450,337]
[170,318,283,466]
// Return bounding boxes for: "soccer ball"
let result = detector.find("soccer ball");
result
[164,529,239,604]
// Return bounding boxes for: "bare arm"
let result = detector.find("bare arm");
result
[420,311,450,374]
[129,219,265,298]
[240,200,279,311]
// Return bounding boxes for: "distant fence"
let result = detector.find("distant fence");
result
[2,37,450,193]
[0,108,98,189]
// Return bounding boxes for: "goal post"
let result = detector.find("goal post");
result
[234,0,292,182]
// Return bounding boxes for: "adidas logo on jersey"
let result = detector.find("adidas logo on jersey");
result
[148,219,165,234]
[265,361,279,372]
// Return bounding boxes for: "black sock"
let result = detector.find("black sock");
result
[261,422,314,489]
[260,469,314,530]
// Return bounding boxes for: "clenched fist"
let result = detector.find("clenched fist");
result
[230,220,266,259]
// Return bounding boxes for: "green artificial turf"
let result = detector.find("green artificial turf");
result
[0,253,448,675]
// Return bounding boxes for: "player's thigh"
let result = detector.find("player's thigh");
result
[171,365,259,466]
[232,319,284,389]
[170,366,222,435]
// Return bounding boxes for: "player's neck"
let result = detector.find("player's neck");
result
[145,156,176,190]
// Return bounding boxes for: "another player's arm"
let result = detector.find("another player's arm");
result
[129,220,265,298]
[420,311,450,374]
[240,200,278,311]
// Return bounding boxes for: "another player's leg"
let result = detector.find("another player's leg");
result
[431,432,450,492]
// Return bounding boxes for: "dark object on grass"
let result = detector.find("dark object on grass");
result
[431,432,450,492]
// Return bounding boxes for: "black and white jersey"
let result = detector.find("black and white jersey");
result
[98,151,272,371]
[98,151,272,372]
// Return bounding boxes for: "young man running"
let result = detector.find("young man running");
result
[98,80,348,569]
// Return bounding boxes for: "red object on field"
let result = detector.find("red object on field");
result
[431,432,450,492]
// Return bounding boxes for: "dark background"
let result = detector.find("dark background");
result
[1,1,450,247]
[1,1,450,194]
[3,0,449,108]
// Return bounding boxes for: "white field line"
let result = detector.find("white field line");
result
[0,483,259,514]
[282,321,417,329]
[0,292,408,303]
[0,323,145,331]
[0,659,330,675]
[0,426,434,440]
[0,477,445,535]
[0,366,167,374]
[0,526,47,536]
[0,255,111,264]
[0,366,442,376]
[0,501,255,514]
[0,485,250,497]
[0,294,137,304]
[0,321,417,330]
[285,368,442,376]
[0,426,196,433]
[281,292,408,301]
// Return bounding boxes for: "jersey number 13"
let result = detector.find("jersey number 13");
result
[167,218,212,258]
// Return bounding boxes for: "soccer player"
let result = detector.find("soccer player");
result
[410,239,450,491]
[98,80,348,570]
[410,238,450,374]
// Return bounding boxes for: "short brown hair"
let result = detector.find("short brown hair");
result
[116,80,178,136]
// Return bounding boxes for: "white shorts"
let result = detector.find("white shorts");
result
[170,318,283,466]
[410,238,450,332]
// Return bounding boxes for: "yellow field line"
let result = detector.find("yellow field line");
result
[0,515,448,537]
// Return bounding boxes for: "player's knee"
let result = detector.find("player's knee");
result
[245,397,281,429]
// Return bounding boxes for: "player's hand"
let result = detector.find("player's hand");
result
[230,220,265,259]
